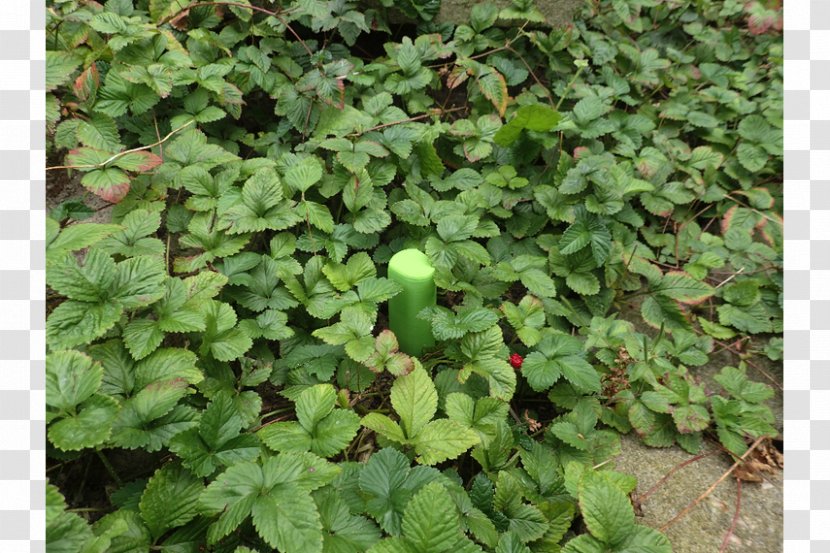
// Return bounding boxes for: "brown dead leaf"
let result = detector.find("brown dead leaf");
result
[733,438,783,482]
[169,10,190,30]
[523,410,542,433]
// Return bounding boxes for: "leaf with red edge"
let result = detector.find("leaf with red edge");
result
[66,147,112,168]
[478,70,508,117]
[73,64,99,103]
[746,3,780,35]
[720,204,739,234]
[446,66,470,90]
[113,151,163,172]
[335,78,346,110]
[81,168,131,203]
[149,0,185,23]
[758,212,782,247]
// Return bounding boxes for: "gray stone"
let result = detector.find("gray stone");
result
[614,435,783,553]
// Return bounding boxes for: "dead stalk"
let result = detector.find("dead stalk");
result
[659,437,764,532]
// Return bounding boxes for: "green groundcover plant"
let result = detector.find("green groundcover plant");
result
[45,0,782,551]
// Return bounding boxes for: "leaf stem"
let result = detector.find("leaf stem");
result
[555,64,586,111]
[349,106,466,137]
[96,449,124,488]
[504,45,555,107]
[714,266,745,289]
[68,507,106,513]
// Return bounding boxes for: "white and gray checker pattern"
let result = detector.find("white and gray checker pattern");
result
[785,2,830,552]
[0,1,823,552]
[0,2,46,553]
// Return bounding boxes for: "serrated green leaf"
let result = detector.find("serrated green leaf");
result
[413,419,480,465]
[401,482,461,553]
[78,115,122,151]
[391,367,438,438]
[47,222,122,265]
[48,394,119,451]
[200,454,337,549]
[139,463,203,539]
[655,271,714,304]
[361,413,406,443]
[737,142,768,172]
[46,350,103,411]
[359,448,444,535]
[46,51,81,91]
[316,488,382,553]
[578,471,635,545]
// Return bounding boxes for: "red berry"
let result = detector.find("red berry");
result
[509,353,523,369]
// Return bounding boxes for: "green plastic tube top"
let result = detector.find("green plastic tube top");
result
[387,249,436,356]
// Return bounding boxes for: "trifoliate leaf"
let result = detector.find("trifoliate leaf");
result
[200,453,338,550]
[169,391,260,477]
[714,365,773,403]
[522,334,599,393]
[259,385,360,457]
[358,448,444,535]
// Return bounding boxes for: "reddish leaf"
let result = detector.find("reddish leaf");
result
[478,71,508,117]
[73,64,99,103]
[81,167,131,203]
[745,1,781,35]
[335,78,346,110]
[573,146,589,160]
[114,151,163,172]
[446,66,470,90]
[66,147,112,168]
[720,205,739,234]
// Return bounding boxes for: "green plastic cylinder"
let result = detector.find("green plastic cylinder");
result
[387,249,436,356]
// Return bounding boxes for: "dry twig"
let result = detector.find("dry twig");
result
[719,478,742,553]
[637,450,718,504]
[659,437,764,532]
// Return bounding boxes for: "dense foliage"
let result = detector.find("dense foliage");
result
[45,0,782,551]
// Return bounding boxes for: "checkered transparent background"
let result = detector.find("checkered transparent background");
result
[0,1,824,552]
[0,2,46,552]
[784,2,830,551]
